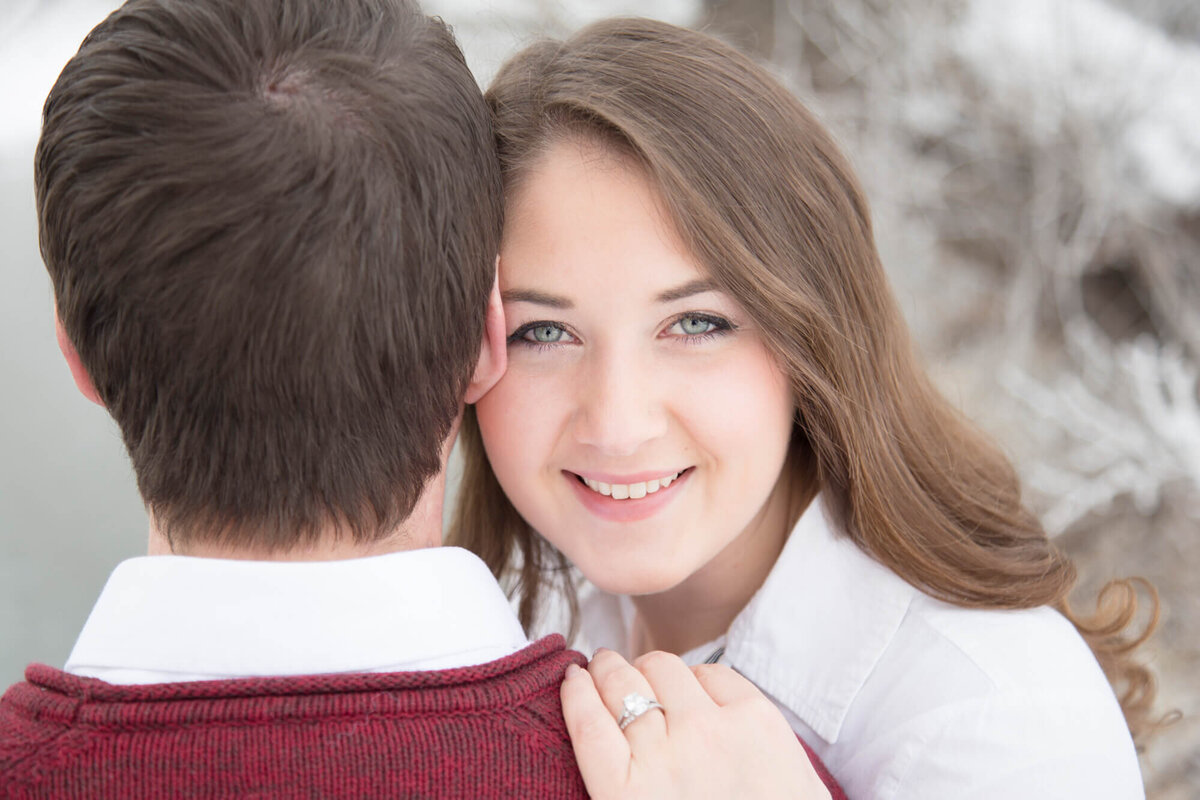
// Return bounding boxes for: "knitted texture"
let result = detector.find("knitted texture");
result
[0,633,847,799]
[0,635,588,798]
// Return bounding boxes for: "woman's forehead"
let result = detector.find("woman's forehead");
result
[499,141,710,294]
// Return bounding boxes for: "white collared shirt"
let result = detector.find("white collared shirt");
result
[580,496,1145,799]
[66,546,529,685]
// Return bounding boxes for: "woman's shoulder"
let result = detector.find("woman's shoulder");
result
[853,594,1129,742]
[902,595,1108,696]
[830,597,1143,799]
[752,497,1121,712]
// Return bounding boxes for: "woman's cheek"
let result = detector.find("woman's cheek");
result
[670,343,791,435]
[673,347,794,485]
[476,364,564,486]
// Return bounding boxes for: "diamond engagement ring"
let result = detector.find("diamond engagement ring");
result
[616,692,665,731]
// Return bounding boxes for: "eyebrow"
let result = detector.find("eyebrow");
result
[656,279,717,303]
[501,289,574,309]
[501,279,718,308]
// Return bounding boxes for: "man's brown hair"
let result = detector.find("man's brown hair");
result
[37,0,502,550]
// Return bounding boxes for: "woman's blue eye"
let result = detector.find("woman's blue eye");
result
[509,322,575,346]
[668,314,732,338]
[677,316,716,335]
[527,324,565,343]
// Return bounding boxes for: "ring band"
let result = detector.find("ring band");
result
[616,692,665,731]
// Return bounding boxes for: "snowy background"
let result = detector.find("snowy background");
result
[1,0,1196,794]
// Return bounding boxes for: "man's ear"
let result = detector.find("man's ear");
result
[464,264,507,404]
[55,310,104,407]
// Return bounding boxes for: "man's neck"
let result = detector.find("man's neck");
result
[147,473,447,561]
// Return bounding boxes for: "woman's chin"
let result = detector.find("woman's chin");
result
[585,564,687,598]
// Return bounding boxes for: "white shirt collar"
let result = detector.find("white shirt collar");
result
[66,546,529,685]
[722,495,916,743]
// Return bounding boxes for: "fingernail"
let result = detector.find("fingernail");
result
[565,663,582,678]
[592,647,608,658]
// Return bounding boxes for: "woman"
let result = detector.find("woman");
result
[452,17,1158,798]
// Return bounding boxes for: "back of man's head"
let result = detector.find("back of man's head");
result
[37,0,502,552]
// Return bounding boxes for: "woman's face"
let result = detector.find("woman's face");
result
[475,140,795,596]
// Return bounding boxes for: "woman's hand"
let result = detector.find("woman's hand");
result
[561,649,833,800]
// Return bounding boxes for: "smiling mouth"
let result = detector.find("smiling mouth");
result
[572,469,690,500]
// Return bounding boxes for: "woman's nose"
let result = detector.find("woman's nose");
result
[570,350,667,457]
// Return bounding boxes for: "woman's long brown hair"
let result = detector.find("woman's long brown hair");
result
[449,17,1161,744]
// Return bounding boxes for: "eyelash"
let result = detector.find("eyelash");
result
[507,313,736,351]
[507,321,578,352]
[664,313,737,344]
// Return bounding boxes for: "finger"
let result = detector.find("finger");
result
[588,649,668,746]
[560,663,631,796]
[634,650,718,715]
[691,664,828,793]
[691,663,771,707]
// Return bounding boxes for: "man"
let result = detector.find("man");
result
[0,0,587,795]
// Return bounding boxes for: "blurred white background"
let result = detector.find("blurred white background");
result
[1,0,1196,795]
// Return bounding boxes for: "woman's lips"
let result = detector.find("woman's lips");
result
[565,468,692,522]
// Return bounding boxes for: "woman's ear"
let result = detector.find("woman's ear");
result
[55,309,104,407]
[464,263,507,404]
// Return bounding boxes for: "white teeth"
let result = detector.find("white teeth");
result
[579,471,683,500]
[583,478,614,496]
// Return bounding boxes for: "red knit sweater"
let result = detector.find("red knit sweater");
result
[0,634,846,798]
[0,635,588,798]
